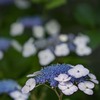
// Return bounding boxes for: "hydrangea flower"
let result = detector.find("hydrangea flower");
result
[54,43,70,56]
[0,80,29,100]
[14,0,31,9]
[59,82,78,95]
[78,81,94,95]
[22,38,37,57]
[45,19,61,35]
[68,64,89,78]
[38,49,55,66]
[22,64,99,97]
[75,45,92,56]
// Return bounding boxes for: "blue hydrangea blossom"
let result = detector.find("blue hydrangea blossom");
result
[22,64,99,96]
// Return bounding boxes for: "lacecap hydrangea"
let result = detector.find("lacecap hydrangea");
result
[22,64,99,96]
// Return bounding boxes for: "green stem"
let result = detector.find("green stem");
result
[44,84,63,100]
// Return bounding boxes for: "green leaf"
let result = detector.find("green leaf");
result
[84,30,100,48]
[45,0,66,10]
[74,3,96,27]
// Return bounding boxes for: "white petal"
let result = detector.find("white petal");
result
[90,79,99,84]
[27,71,41,77]
[45,20,61,35]
[10,91,21,98]
[88,73,96,79]
[22,43,36,57]
[10,23,24,36]
[62,88,74,95]
[32,26,45,39]
[84,89,93,95]
[68,68,75,76]
[26,78,36,85]
[21,85,30,94]
[54,74,71,82]
[78,82,86,91]
[84,81,94,89]
[75,64,84,69]
[70,85,78,92]
[11,40,22,52]
[14,0,31,9]
[0,51,4,60]
[58,82,73,91]
[58,84,67,91]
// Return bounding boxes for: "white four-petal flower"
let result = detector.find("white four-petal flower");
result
[78,81,94,95]
[22,78,36,94]
[38,49,55,66]
[54,74,71,83]
[54,43,70,56]
[75,45,92,56]
[73,34,90,46]
[68,64,89,78]
[58,82,78,95]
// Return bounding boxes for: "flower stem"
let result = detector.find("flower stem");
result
[44,84,63,100]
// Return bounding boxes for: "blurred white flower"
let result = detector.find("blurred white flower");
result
[10,23,24,36]
[11,40,22,52]
[75,45,92,56]
[88,73,99,84]
[38,49,55,66]
[22,38,36,57]
[10,90,29,100]
[68,64,89,78]
[58,82,78,95]
[32,26,45,39]
[59,34,68,42]
[54,43,70,56]
[54,74,71,83]
[14,0,31,9]
[45,20,61,35]
[78,81,94,95]
[22,78,36,94]
[0,50,4,60]
[73,34,90,46]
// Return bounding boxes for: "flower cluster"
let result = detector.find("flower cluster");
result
[10,17,61,38]
[10,33,92,66]
[0,38,11,60]
[22,64,99,96]
[0,79,29,100]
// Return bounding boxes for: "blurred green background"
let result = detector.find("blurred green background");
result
[0,0,100,100]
